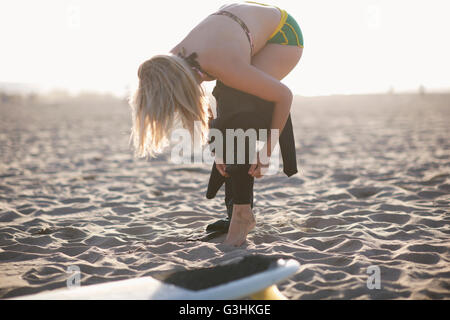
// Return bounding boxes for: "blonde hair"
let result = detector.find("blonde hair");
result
[129,54,209,158]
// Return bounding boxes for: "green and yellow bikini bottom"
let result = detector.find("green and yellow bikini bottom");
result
[247,1,304,48]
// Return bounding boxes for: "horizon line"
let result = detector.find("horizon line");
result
[1,81,449,99]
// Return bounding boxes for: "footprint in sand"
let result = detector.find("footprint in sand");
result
[369,213,411,224]
[60,197,90,204]
[111,206,140,214]
[52,227,88,240]
[347,187,380,199]
[417,190,446,199]
[395,252,441,265]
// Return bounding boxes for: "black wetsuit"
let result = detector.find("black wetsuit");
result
[206,81,298,229]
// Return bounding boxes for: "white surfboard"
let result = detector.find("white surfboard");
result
[13,256,299,300]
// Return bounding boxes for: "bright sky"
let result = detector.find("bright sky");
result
[1,0,449,96]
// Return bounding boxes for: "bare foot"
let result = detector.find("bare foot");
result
[224,206,256,247]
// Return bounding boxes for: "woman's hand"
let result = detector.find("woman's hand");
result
[216,163,229,177]
[215,157,229,177]
[248,152,270,178]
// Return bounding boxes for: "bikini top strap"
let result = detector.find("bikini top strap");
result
[211,10,254,56]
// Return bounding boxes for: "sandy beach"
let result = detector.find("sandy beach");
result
[0,92,449,299]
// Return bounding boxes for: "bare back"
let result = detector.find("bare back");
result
[170,2,282,67]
